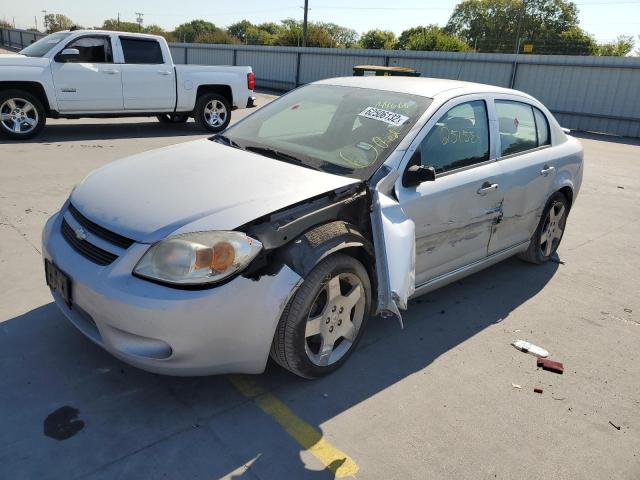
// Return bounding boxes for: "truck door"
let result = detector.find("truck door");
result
[50,35,124,112]
[118,37,176,111]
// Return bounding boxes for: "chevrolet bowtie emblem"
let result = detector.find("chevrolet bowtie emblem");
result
[74,227,87,241]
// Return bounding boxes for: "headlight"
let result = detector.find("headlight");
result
[134,231,262,286]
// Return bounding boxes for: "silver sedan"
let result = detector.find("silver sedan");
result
[42,76,583,378]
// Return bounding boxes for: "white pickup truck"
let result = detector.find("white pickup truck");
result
[0,30,256,139]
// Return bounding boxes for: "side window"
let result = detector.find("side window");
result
[420,100,489,174]
[120,38,164,64]
[496,100,537,156]
[63,36,113,63]
[533,108,550,146]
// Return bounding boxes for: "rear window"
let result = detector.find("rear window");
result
[496,100,538,156]
[120,38,164,64]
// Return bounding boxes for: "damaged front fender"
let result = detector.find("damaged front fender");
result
[370,189,416,326]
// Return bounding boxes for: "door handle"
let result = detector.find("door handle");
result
[540,165,556,176]
[477,182,499,196]
[157,70,172,75]
[102,68,119,75]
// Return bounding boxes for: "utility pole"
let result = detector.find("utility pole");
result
[117,12,120,28]
[34,16,38,32]
[302,0,309,47]
[513,0,526,53]
[135,12,144,32]
[41,10,48,32]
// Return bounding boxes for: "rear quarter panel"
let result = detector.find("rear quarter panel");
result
[175,66,252,111]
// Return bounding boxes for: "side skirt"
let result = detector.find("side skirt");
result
[411,240,530,299]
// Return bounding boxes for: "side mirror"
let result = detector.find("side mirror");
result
[403,164,436,187]
[56,48,80,62]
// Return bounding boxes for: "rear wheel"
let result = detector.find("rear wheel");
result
[271,254,371,378]
[0,90,46,140]
[519,191,569,264]
[194,93,231,133]
[156,113,189,124]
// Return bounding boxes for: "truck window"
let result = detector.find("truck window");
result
[63,36,113,63]
[120,38,164,64]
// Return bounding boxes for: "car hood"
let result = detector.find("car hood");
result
[0,54,50,68]
[70,139,359,243]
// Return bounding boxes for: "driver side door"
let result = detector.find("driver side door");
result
[50,35,124,112]
[395,98,504,286]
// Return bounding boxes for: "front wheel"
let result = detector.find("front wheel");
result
[271,254,372,379]
[0,90,46,140]
[519,191,569,264]
[194,93,231,133]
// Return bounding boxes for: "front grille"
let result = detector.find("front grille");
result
[68,203,134,249]
[61,219,118,266]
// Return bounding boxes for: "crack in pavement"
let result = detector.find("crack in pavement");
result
[0,220,41,256]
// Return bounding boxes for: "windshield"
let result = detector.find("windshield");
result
[19,32,72,57]
[220,84,432,180]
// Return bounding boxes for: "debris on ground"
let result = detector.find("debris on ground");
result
[609,420,621,431]
[624,308,633,313]
[537,358,564,374]
[512,383,522,389]
[512,340,549,358]
[534,388,544,394]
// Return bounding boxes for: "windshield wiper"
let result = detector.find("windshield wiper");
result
[212,134,242,149]
[244,146,319,171]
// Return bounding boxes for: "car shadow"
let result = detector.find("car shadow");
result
[0,120,207,144]
[0,255,558,479]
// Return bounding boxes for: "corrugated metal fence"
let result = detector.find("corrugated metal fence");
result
[2,28,640,137]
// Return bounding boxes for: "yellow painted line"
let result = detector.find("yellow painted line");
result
[229,375,359,478]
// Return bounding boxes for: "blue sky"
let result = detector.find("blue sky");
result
[3,0,639,43]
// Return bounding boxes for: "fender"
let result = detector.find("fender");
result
[277,221,374,278]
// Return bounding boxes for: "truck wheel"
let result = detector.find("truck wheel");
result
[270,254,371,379]
[156,114,189,124]
[194,93,231,133]
[0,90,46,140]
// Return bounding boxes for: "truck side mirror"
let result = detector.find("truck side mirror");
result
[402,150,436,187]
[56,48,80,62]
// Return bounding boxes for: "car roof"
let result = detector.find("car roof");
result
[314,76,525,100]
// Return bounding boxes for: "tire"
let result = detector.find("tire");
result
[0,90,46,140]
[156,114,189,124]
[194,93,231,133]
[519,191,570,264]
[270,253,372,379]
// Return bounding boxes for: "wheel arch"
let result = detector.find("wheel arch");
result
[276,221,377,300]
[0,82,51,114]
[558,185,574,209]
[196,85,233,108]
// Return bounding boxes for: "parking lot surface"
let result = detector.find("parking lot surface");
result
[1,96,639,479]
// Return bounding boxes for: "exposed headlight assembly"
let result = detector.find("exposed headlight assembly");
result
[134,231,262,286]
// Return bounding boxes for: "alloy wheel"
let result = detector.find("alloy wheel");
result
[304,272,366,367]
[0,98,38,135]
[540,201,566,256]
[203,100,227,128]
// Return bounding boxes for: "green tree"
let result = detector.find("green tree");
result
[322,23,358,48]
[555,26,597,55]
[194,30,239,44]
[597,35,635,56]
[399,25,470,51]
[227,20,253,43]
[359,29,397,49]
[245,25,277,45]
[446,0,584,54]
[174,20,217,43]
[0,19,13,29]
[44,13,75,33]
[273,19,335,47]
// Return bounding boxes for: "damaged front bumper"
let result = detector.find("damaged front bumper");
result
[42,211,302,376]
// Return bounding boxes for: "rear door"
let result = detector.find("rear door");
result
[118,36,175,111]
[50,35,123,112]
[487,98,555,254]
